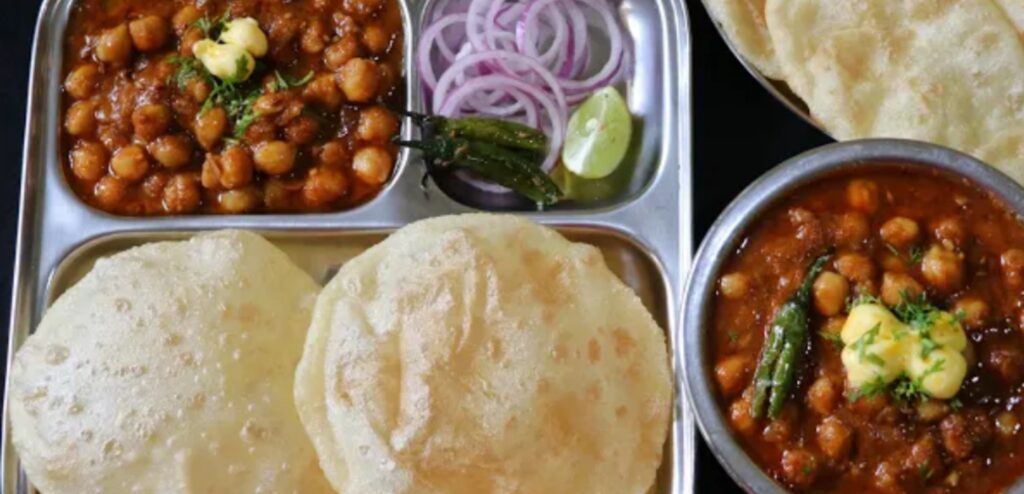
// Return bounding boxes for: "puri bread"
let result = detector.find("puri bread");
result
[9,231,334,494]
[994,0,1024,35]
[978,128,1024,185]
[766,0,1024,154]
[294,214,672,494]
[704,0,783,79]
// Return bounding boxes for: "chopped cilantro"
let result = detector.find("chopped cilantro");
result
[848,376,887,402]
[269,70,315,92]
[819,331,844,350]
[847,293,882,312]
[167,54,205,90]
[919,460,934,480]
[852,323,881,363]
[194,12,230,39]
[909,245,925,265]
[727,330,739,344]
[865,353,886,367]
[950,398,963,411]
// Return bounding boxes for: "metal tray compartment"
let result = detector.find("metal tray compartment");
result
[422,0,682,211]
[3,0,694,492]
[43,228,678,494]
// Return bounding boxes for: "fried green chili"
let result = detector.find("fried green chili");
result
[751,252,832,420]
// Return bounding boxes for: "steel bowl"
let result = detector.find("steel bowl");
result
[680,139,1024,493]
[696,0,830,136]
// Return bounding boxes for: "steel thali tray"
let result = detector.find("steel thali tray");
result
[2,0,694,492]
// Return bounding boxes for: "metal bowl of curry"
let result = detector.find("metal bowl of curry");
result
[682,139,1024,493]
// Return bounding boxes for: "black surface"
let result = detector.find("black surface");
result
[0,0,831,491]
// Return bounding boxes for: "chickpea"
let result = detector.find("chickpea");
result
[333,12,359,37]
[253,141,297,175]
[780,449,818,489]
[873,461,901,492]
[285,116,321,146]
[714,355,750,399]
[172,5,203,33]
[218,187,261,214]
[220,146,254,189]
[352,146,393,185]
[830,211,869,247]
[847,179,880,214]
[337,58,380,103]
[95,24,133,65]
[253,91,290,116]
[729,389,757,435]
[194,107,227,150]
[148,135,193,169]
[201,153,223,190]
[179,27,204,57]
[879,251,907,274]
[64,63,101,100]
[324,35,362,70]
[764,408,797,444]
[70,141,108,182]
[141,173,169,198]
[718,272,750,300]
[807,376,838,415]
[921,245,965,293]
[356,106,399,143]
[131,103,172,142]
[816,416,853,461]
[263,178,296,210]
[362,23,392,55]
[128,15,169,52]
[916,399,950,423]
[953,296,990,330]
[880,272,924,307]
[317,140,350,168]
[303,73,342,110]
[65,101,97,137]
[162,174,202,214]
[313,0,337,12]
[996,411,1020,439]
[342,0,385,17]
[905,434,944,480]
[302,166,349,206]
[835,253,875,283]
[813,272,849,316]
[110,144,150,182]
[788,207,823,244]
[932,216,967,250]
[1001,249,1024,289]
[300,19,329,54]
[987,346,1024,384]
[880,217,920,248]
[94,175,127,209]
[821,316,846,337]
[97,125,130,152]
[185,77,211,103]
[244,119,277,144]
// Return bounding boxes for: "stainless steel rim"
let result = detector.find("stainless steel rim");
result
[681,139,1024,494]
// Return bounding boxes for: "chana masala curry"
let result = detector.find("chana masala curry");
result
[62,0,404,215]
[712,167,1024,493]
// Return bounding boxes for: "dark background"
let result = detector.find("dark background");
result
[0,0,831,492]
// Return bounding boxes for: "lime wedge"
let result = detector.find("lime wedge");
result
[562,86,633,179]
